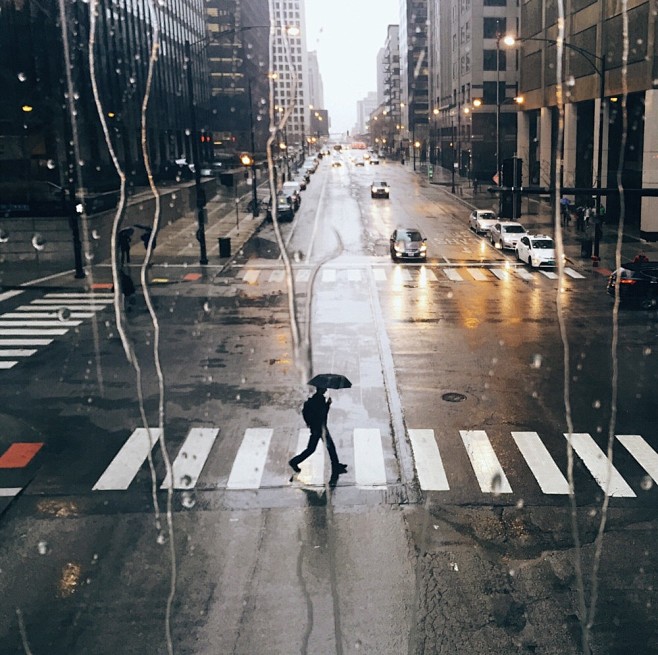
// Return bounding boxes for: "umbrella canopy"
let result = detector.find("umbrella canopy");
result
[307,373,352,390]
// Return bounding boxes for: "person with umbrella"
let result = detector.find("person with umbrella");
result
[289,374,350,481]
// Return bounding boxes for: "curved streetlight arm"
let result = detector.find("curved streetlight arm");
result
[514,36,603,77]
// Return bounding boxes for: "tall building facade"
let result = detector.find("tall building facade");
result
[270,0,310,149]
[356,92,379,136]
[0,0,210,206]
[369,25,401,156]
[399,0,429,158]
[307,51,324,110]
[516,0,657,238]
[429,0,520,181]
[205,0,271,155]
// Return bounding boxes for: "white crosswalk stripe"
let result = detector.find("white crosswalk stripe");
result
[511,431,570,494]
[93,428,162,491]
[443,268,463,282]
[460,430,513,493]
[161,428,219,490]
[565,433,636,497]
[514,268,535,281]
[408,429,449,490]
[466,268,489,281]
[353,428,387,488]
[616,435,658,485]
[226,427,273,489]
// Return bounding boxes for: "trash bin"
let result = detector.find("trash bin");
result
[580,239,593,258]
[218,237,231,258]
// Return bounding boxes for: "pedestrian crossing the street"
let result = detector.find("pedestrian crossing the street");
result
[237,264,587,287]
[3,425,656,504]
[0,292,113,371]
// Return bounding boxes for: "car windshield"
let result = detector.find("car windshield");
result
[374,181,387,186]
[480,212,496,219]
[504,225,526,233]
[399,230,423,241]
[533,239,554,249]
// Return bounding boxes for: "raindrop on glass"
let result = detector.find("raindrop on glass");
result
[17,72,27,82]
[531,354,542,369]
[180,475,192,487]
[491,472,502,496]
[236,394,241,401]
[37,540,50,555]
[643,347,652,356]
[46,159,56,169]
[640,475,653,491]
[57,307,71,321]
[156,532,166,545]
[203,301,210,313]
[516,499,524,509]
[0,229,9,243]
[592,400,601,409]
[91,229,100,240]
[566,75,575,87]
[181,491,196,509]
[31,234,46,251]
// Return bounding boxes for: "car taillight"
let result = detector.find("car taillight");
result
[620,279,637,285]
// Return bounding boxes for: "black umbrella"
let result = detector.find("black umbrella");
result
[307,373,352,389]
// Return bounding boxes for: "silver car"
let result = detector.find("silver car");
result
[489,221,528,250]
[469,209,498,234]
[390,228,427,262]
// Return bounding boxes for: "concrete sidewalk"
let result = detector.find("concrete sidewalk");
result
[421,163,658,274]
[0,179,269,291]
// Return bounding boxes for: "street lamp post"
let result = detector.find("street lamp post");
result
[247,78,259,218]
[185,38,208,265]
[496,27,502,189]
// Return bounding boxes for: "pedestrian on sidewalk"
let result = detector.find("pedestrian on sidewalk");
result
[289,387,348,480]
[118,227,133,265]
[472,178,479,194]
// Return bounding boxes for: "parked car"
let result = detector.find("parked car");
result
[489,221,528,250]
[516,234,557,268]
[469,209,498,234]
[607,260,658,307]
[390,228,427,262]
[369,156,380,165]
[355,159,366,167]
[371,180,390,199]
[331,158,343,168]
[265,194,295,222]
[281,181,302,211]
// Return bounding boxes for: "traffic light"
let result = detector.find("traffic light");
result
[240,152,254,167]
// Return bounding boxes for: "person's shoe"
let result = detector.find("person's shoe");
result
[288,459,301,473]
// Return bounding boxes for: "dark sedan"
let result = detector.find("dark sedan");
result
[390,228,427,262]
[607,260,658,307]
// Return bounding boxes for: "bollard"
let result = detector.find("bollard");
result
[218,237,231,258]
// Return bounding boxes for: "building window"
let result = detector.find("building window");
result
[483,81,506,104]
[483,49,506,71]
[483,17,506,39]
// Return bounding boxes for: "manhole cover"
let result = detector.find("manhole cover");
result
[442,392,467,402]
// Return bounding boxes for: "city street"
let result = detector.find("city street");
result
[0,156,657,654]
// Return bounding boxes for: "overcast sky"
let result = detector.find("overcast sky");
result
[304,0,400,135]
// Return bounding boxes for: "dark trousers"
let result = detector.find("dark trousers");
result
[290,426,339,469]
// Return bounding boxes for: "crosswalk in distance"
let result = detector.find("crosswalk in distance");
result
[82,425,657,500]
[0,292,113,371]
[238,264,586,286]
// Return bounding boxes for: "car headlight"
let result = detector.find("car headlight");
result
[420,243,427,252]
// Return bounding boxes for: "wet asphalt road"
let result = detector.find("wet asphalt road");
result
[0,156,656,654]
